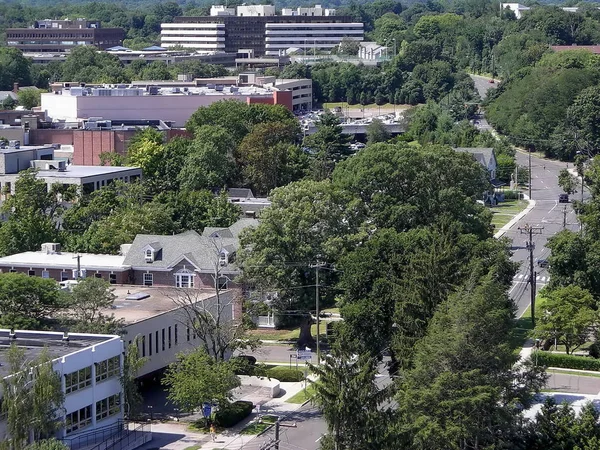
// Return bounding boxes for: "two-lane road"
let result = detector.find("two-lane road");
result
[506,153,580,317]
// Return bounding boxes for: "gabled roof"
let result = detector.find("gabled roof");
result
[227,188,255,199]
[203,218,259,239]
[454,147,496,169]
[124,219,258,272]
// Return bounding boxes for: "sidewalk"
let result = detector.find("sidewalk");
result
[494,193,535,239]
[137,378,314,450]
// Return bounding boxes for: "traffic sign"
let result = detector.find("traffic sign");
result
[297,350,312,361]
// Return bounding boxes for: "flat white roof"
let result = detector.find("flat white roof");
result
[36,165,141,179]
[0,251,127,271]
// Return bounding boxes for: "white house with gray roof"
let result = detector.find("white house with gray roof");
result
[454,147,498,182]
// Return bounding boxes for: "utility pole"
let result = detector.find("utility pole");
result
[528,149,532,200]
[519,224,544,327]
[73,254,81,279]
[563,206,567,228]
[309,261,326,364]
[274,419,280,450]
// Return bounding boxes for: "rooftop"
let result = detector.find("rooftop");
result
[0,329,118,379]
[105,285,218,323]
[36,165,141,179]
[0,251,127,271]
[0,144,52,155]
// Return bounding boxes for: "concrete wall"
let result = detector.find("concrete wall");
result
[30,129,75,146]
[238,375,280,398]
[125,290,235,377]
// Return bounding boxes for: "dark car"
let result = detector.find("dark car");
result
[559,194,569,203]
[537,259,549,268]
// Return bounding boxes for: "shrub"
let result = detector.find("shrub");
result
[502,190,522,200]
[231,356,257,375]
[266,366,304,382]
[534,351,600,371]
[213,401,254,428]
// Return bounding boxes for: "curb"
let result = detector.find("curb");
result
[547,367,600,376]
[494,193,536,239]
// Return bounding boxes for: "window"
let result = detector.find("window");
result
[145,249,153,262]
[155,331,159,354]
[149,333,152,356]
[143,273,153,286]
[168,326,172,349]
[217,277,228,290]
[94,273,102,279]
[95,394,121,422]
[109,273,116,284]
[175,324,178,345]
[28,270,35,277]
[175,272,194,288]
[9,269,16,273]
[41,270,50,279]
[141,335,146,357]
[162,329,165,351]
[65,366,92,394]
[95,356,120,383]
[66,405,92,434]
[61,272,69,281]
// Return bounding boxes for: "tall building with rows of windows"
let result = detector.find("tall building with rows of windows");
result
[160,5,363,56]
[0,330,124,441]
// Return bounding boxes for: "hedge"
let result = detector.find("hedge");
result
[534,351,600,371]
[214,401,254,428]
[266,366,304,382]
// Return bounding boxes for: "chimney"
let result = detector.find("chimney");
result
[12,83,18,94]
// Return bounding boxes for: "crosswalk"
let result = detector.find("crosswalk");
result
[513,273,550,283]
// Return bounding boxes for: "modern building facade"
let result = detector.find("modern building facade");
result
[0,143,142,201]
[0,329,123,440]
[161,5,363,56]
[6,19,125,53]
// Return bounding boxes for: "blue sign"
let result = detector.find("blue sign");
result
[202,403,212,418]
[297,350,312,361]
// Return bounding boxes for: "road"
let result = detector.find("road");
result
[470,74,499,100]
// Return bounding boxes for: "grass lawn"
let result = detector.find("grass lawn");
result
[491,199,529,229]
[286,384,316,404]
[240,415,278,435]
[511,315,534,353]
[246,323,328,342]
[547,368,600,378]
[184,446,201,450]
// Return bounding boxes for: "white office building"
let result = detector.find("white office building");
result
[0,330,124,441]
[281,5,337,16]
[160,22,225,51]
[236,5,275,16]
[264,21,363,55]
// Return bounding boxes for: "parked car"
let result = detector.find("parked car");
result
[559,194,569,203]
[536,259,549,268]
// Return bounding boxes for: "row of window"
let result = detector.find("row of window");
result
[64,356,120,394]
[143,272,228,288]
[65,394,121,434]
[18,269,118,284]
[138,324,180,357]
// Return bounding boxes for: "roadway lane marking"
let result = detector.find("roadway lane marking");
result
[316,436,323,442]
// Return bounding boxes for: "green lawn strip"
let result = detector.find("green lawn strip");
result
[322,307,339,314]
[490,200,528,228]
[286,384,316,404]
[240,415,278,435]
[246,324,329,342]
[547,368,600,378]
[184,446,201,450]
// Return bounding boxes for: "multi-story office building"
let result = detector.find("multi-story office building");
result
[6,19,125,53]
[0,330,124,440]
[161,5,363,56]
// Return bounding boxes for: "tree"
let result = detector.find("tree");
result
[162,347,240,414]
[17,89,41,110]
[177,126,236,192]
[558,168,578,195]
[121,336,146,419]
[337,37,360,56]
[535,285,599,354]
[303,111,352,180]
[366,118,390,145]
[0,273,66,329]
[496,153,516,183]
[64,278,123,334]
[2,345,64,450]
[0,169,76,256]
[396,274,547,449]
[565,85,600,154]
[125,128,166,192]
[310,350,391,449]
[0,48,32,91]
[236,121,307,195]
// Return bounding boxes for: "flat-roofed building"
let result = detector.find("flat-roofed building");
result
[161,6,363,57]
[6,19,125,53]
[0,329,124,440]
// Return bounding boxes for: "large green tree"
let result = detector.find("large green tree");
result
[162,348,240,413]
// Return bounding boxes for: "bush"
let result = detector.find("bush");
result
[214,401,254,428]
[502,190,523,200]
[231,356,257,375]
[534,351,600,371]
[266,366,304,382]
